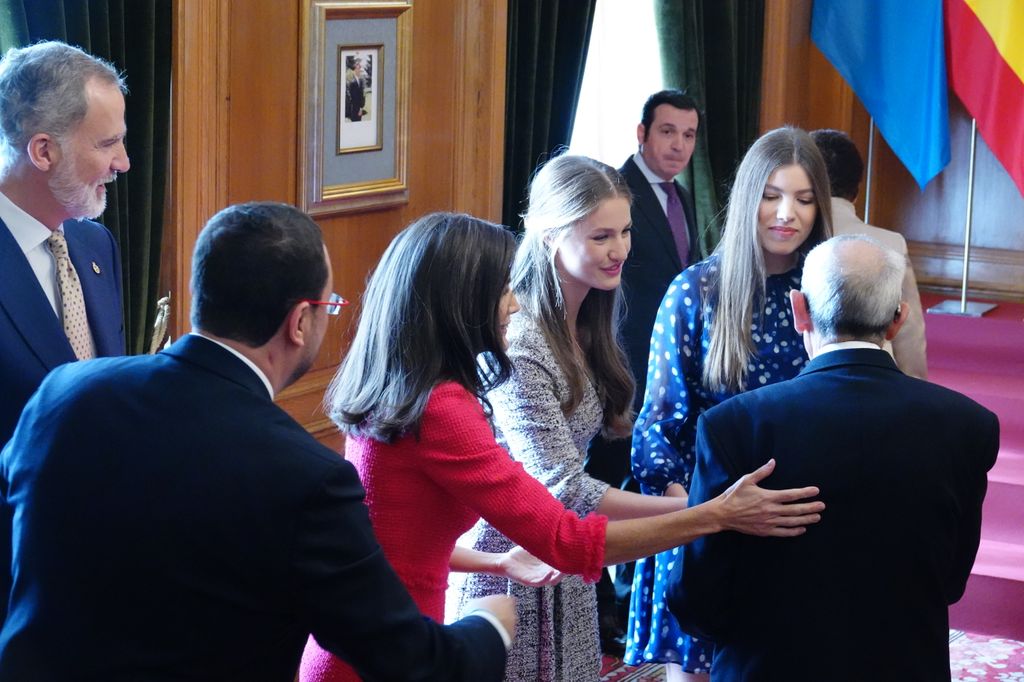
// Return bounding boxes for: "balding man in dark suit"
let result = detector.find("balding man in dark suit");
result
[669,235,999,681]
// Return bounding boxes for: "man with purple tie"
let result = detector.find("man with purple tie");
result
[586,89,703,652]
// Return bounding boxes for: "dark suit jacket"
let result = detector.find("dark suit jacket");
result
[585,157,699,489]
[0,216,124,630]
[618,155,699,404]
[668,349,999,682]
[0,335,505,681]
[0,216,125,446]
[345,73,366,121]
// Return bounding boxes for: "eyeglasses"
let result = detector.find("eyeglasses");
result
[302,292,349,315]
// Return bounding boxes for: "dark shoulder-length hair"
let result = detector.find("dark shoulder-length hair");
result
[326,212,517,442]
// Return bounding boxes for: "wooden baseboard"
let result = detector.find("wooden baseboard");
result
[909,241,1024,301]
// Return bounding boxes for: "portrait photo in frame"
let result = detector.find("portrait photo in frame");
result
[299,0,411,216]
[338,44,383,153]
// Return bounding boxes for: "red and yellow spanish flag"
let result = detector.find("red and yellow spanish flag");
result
[945,0,1024,196]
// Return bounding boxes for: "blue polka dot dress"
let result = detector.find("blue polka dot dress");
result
[625,255,808,672]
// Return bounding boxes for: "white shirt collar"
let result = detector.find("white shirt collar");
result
[190,332,275,398]
[0,189,56,253]
[817,340,882,357]
[632,151,671,186]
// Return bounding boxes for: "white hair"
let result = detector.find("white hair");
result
[802,235,905,341]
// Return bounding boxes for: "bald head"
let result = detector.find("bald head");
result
[800,235,905,344]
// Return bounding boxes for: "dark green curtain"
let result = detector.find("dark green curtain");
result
[0,0,171,355]
[655,0,764,256]
[503,0,598,231]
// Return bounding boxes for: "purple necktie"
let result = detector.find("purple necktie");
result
[659,181,690,266]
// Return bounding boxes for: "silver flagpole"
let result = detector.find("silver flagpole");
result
[864,118,875,223]
[928,118,997,317]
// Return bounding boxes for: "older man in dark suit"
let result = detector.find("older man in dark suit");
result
[587,89,702,650]
[0,202,514,680]
[669,235,999,681]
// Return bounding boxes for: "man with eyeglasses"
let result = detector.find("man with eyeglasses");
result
[0,202,515,680]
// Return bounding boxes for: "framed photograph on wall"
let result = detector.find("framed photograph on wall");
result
[299,0,411,216]
[337,44,384,153]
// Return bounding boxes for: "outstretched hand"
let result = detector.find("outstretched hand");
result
[500,546,564,587]
[716,459,824,537]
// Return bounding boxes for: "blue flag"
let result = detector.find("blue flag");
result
[811,0,950,189]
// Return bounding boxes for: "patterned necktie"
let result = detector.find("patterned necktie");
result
[659,181,690,266]
[47,230,95,360]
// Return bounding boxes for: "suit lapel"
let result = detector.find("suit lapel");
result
[0,218,76,370]
[623,159,683,271]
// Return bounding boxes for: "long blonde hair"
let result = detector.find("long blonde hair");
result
[515,155,635,437]
[703,127,833,392]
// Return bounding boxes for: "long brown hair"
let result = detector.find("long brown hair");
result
[515,155,635,438]
[704,126,833,392]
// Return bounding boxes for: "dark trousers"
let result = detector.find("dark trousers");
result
[585,433,638,629]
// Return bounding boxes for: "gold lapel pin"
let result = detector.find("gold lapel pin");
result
[92,262,101,274]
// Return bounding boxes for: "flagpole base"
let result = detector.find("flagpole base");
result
[926,299,998,317]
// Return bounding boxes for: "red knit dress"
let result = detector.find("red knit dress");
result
[299,382,607,681]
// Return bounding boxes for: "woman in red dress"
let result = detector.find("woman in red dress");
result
[300,212,824,681]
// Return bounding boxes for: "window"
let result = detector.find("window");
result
[568,0,663,166]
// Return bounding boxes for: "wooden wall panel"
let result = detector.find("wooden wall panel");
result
[760,0,1024,300]
[167,0,230,339]
[171,0,508,440]
[452,3,507,216]
[759,0,812,131]
[226,2,300,205]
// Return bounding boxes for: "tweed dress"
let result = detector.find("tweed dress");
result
[454,315,610,682]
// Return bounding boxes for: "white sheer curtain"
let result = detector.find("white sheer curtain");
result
[568,0,663,167]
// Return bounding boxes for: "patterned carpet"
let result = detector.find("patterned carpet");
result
[949,630,1024,681]
[599,656,665,682]
[599,631,1024,681]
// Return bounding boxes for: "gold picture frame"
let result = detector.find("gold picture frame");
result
[299,0,411,216]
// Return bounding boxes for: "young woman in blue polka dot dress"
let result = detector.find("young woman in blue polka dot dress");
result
[625,127,834,680]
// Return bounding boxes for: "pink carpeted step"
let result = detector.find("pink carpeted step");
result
[978,482,1024,549]
[926,372,1024,485]
[921,293,1024,642]
[986,449,1024,487]
[922,295,1024,376]
[971,539,1024,583]
[949,573,1024,641]
[924,374,1024,471]
[928,367,1024,404]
